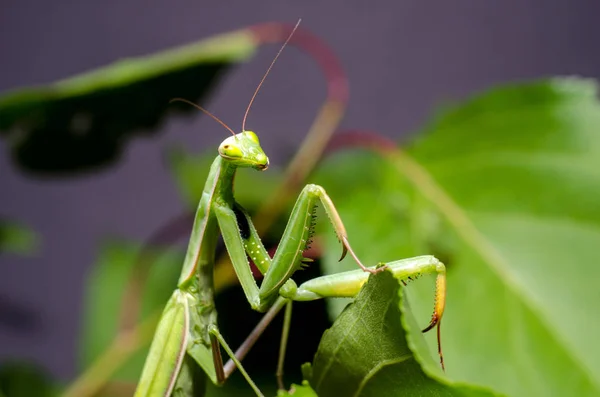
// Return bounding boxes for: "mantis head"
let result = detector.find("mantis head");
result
[218,130,269,171]
[215,21,299,172]
[172,20,299,173]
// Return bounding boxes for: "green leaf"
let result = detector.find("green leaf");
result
[316,77,600,396]
[0,29,257,174]
[308,270,498,397]
[0,220,37,254]
[0,362,56,397]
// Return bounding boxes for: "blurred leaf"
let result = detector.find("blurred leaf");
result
[307,270,498,397]
[0,220,37,254]
[315,78,600,396]
[0,362,55,397]
[80,240,183,381]
[167,146,282,209]
[0,29,257,174]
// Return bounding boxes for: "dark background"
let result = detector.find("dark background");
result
[1,0,599,382]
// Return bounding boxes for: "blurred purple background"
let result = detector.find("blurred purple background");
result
[1,0,599,381]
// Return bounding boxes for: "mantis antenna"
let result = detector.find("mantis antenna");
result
[170,18,301,137]
[241,18,301,132]
[169,97,236,136]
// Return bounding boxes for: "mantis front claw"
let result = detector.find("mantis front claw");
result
[422,313,440,333]
[338,244,348,262]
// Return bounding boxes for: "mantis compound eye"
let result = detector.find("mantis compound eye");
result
[219,140,243,158]
[244,130,260,144]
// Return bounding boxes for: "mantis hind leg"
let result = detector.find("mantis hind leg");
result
[219,297,294,391]
[276,299,293,390]
[217,297,291,390]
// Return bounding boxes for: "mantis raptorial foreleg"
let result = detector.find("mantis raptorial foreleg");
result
[219,255,447,389]
[215,183,385,313]
[288,256,447,372]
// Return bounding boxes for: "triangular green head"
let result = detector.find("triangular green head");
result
[218,130,269,171]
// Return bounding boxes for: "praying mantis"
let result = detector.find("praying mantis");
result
[134,21,447,397]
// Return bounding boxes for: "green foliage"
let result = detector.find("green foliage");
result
[0,362,55,397]
[306,270,498,397]
[0,29,257,174]
[315,78,600,396]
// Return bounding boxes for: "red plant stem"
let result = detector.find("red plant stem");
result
[247,22,349,234]
[248,21,348,105]
[325,129,398,156]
